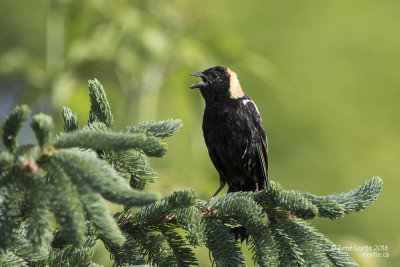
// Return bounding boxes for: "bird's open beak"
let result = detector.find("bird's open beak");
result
[189,71,207,89]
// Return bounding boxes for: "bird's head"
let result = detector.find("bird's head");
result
[189,66,244,102]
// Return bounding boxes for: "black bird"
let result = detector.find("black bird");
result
[190,66,269,197]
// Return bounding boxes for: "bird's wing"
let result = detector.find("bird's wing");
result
[243,98,269,187]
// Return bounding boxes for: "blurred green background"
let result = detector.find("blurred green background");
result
[1,0,399,266]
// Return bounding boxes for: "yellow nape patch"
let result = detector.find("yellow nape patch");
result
[227,69,244,99]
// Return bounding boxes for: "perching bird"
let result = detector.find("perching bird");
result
[190,66,269,197]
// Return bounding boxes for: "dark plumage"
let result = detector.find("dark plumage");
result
[190,66,269,197]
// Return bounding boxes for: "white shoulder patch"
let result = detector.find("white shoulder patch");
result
[227,69,245,99]
[242,99,252,105]
[243,99,260,115]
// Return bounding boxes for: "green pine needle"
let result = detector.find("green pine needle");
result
[30,113,54,148]
[81,121,108,132]
[76,183,126,247]
[140,135,168,157]
[295,220,359,267]
[61,107,78,132]
[253,181,319,219]
[0,151,13,172]
[299,177,383,219]
[279,219,332,266]
[270,225,306,266]
[45,162,86,247]
[205,220,245,267]
[88,78,114,128]
[0,186,20,249]
[48,236,97,266]
[134,190,196,225]
[0,251,27,267]
[110,233,146,266]
[53,131,147,152]
[131,230,174,266]
[1,105,31,153]
[125,119,183,139]
[176,207,205,247]
[331,176,383,213]
[53,149,157,205]
[103,150,158,190]
[213,193,278,267]
[160,224,198,266]
[24,175,54,253]
[300,192,345,219]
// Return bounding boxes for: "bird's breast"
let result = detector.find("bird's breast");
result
[202,105,251,160]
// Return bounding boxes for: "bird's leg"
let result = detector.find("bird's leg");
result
[249,183,259,195]
[211,180,226,199]
[204,180,226,214]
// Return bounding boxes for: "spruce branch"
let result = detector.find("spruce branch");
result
[213,193,278,267]
[45,162,86,247]
[14,144,40,162]
[88,78,114,128]
[298,177,383,219]
[204,220,245,267]
[23,174,54,253]
[103,150,158,190]
[47,235,97,266]
[82,121,108,132]
[123,119,182,157]
[278,219,333,266]
[176,206,205,247]
[76,182,126,247]
[30,113,54,148]
[254,177,383,220]
[10,228,50,261]
[0,251,27,267]
[159,223,198,266]
[109,232,147,266]
[140,135,168,157]
[1,105,31,153]
[299,192,345,219]
[329,176,383,213]
[125,119,183,139]
[253,181,319,219]
[117,177,381,267]
[0,151,14,173]
[133,190,196,225]
[53,149,156,205]
[115,191,201,266]
[0,185,20,249]
[295,220,358,267]
[53,131,146,152]
[61,107,78,132]
[130,229,174,266]
[270,224,306,266]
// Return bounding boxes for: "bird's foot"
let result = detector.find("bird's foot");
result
[202,206,211,215]
[287,212,296,221]
[250,182,259,194]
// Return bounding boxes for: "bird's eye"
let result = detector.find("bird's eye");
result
[212,73,219,79]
